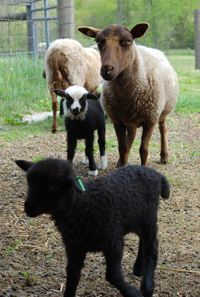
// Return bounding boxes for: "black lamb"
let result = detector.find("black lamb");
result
[54,85,107,176]
[15,158,170,297]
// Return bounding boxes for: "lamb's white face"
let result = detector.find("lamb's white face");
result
[63,86,88,120]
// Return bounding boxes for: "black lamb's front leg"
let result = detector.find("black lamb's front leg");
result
[98,127,107,170]
[67,136,77,162]
[64,252,86,297]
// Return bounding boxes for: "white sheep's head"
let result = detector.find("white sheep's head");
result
[15,158,83,217]
[54,86,98,120]
[78,23,149,81]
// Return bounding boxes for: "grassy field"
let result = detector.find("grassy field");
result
[0,51,200,144]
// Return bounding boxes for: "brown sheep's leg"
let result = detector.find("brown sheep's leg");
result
[125,125,137,164]
[159,118,169,163]
[140,125,155,166]
[51,89,58,134]
[113,121,127,167]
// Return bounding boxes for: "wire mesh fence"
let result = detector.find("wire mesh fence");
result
[0,0,196,120]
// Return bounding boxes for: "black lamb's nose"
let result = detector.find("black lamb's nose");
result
[25,201,34,213]
[72,107,80,116]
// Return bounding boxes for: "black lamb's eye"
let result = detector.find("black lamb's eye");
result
[49,184,60,192]
[67,97,74,104]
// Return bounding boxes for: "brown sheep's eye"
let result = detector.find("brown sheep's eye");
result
[121,40,132,46]
[96,39,105,47]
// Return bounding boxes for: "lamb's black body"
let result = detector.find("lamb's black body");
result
[56,86,107,175]
[65,99,106,171]
[15,158,170,297]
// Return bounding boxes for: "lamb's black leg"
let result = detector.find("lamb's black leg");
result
[64,252,86,297]
[98,128,106,157]
[140,234,158,297]
[85,137,97,174]
[133,238,144,277]
[67,137,77,161]
[104,248,142,297]
[98,128,107,170]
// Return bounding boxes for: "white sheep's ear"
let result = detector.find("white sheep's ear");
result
[77,26,100,38]
[54,89,66,97]
[87,93,98,100]
[15,160,34,172]
[130,23,149,39]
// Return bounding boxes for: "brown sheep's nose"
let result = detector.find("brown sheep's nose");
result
[101,65,114,75]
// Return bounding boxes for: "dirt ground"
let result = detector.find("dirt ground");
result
[0,113,200,297]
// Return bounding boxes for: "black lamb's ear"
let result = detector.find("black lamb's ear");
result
[66,176,84,193]
[15,160,34,172]
[60,98,65,117]
[87,93,98,100]
[54,89,66,97]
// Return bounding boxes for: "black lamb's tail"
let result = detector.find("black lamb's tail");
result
[160,175,170,199]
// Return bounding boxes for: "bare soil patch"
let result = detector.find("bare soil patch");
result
[0,113,200,297]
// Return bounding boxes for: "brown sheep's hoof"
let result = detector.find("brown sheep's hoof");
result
[161,156,168,164]
[52,128,57,134]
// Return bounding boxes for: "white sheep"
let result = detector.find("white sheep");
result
[43,39,102,133]
[78,23,179,166]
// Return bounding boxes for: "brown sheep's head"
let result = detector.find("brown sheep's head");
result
[78,23,149,81]
[15,158,83,218]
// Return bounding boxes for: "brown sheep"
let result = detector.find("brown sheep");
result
[78,23,179,166]
[43,39,102,133]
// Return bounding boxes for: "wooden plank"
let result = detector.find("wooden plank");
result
[0,12,27,20]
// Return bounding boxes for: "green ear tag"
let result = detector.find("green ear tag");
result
[76,176,86,191]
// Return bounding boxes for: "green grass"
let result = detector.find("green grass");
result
[0,53,199,143]
[0,54,50,123]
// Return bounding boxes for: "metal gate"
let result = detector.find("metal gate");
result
[29,0,57,55]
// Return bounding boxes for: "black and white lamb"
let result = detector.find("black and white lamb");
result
[15,158,170,297]
[54,85,107,176]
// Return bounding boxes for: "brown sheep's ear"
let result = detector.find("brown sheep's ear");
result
[77,26,100,38]
[130,23,149,39]
[54,89,66,97]
[15,160,34,172]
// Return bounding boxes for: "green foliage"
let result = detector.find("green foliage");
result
[75,0,199,47]
[22,271,38,279]
[5,238,22,256]
[32,156,44,162]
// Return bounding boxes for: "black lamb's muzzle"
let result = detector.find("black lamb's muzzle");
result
[24,199,41,217]
[71,108,80,116]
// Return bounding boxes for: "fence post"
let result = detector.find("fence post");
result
[57,0,74,39]
[26,4,33,57]
[194,9,200,70]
